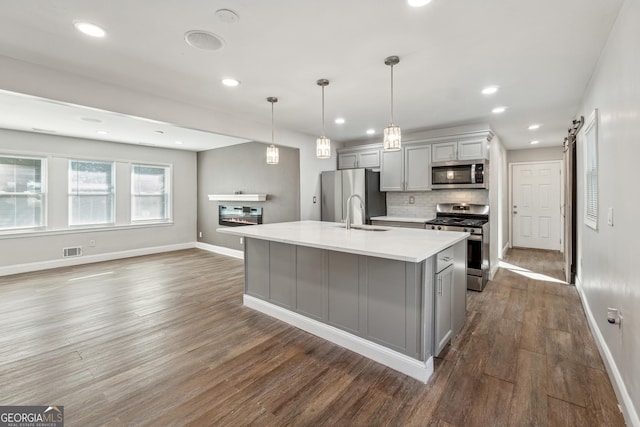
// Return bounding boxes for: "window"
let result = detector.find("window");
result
[69,160,114,226]
[131,164,170,222]
[0,156,45,230]
[583,109,598,230]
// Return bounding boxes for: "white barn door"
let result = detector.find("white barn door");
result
[512,162,562,250]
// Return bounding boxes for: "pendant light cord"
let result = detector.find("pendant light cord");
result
[271,101,274,144]
[321,85,326,137]
[390,64,395,126]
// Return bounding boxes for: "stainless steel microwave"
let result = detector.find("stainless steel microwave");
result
[431,160,488,189]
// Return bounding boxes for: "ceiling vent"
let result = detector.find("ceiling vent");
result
[184,30,225,51]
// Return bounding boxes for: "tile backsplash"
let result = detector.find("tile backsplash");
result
[386,190,489,219]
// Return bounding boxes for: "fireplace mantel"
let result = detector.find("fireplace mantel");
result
[208,194,267,202]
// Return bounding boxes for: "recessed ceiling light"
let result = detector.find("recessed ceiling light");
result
[408,0,433,6]
[492,106,507,114]
[366,129,376,135]
[96,130,108,135]
[32,128,56,133]
[215,9,240,24]
[80,117,103,123]
[335,118,346,124]
[74,21,106,38]
[175,141,184,145]
[482,86,499,95]
[528,124,541,130]
[184,30,225,51]
[530,140,540,145]
[222,78,240,87]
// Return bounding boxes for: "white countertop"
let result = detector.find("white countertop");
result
[217,220,468,263]
[371,216,434,223]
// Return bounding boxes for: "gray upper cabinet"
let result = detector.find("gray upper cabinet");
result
[457,138,487,160]
[337,146,381,169]
[404,144,431,191]
[380,149,404,191]
[381,142,431,192]
[432,138,488,162]
[431,141,457,162]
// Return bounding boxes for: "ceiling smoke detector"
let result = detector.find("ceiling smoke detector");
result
[184,30,225,51]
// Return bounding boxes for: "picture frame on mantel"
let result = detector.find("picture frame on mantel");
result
[583,109,598,230]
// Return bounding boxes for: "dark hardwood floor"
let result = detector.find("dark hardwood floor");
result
[0,248,625,426]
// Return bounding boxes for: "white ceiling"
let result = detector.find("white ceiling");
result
[0,0,624,151]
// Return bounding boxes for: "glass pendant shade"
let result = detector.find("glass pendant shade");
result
[316,136,331,158]
[266,144,279,164]
[383,125,401,151]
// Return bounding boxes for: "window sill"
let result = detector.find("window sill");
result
[0,221,174,240]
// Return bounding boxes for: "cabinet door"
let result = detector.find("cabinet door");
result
[404,144,431,191]
[338,152,358,169]
[380,149,404,191]
[432,142,457,162]
[457,139,486,160]
[435,264,453,356]
[357,150,380,168]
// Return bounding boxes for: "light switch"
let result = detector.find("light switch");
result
[607,207,614,226]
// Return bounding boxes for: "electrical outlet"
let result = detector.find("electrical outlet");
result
[409,196,415,204]
[89,239,96,247]
[199,231,203,238]
[607,207,614,226]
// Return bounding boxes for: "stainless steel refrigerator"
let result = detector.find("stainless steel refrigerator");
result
[321,169,386,225]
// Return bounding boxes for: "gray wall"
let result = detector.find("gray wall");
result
[197,141,300,250]
[507,146,563,164]
[0,128,197,269]
[575,0,640,423]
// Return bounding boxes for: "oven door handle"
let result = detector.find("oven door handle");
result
[467,234,482,241]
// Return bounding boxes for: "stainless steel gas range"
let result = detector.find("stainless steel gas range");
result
[426,203,490,291]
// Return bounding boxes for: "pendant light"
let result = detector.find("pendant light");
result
[266,97,279,165]
[316,79,331,159]
[383,55,401,151]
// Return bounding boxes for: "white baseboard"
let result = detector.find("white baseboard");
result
[243,294,434,383]
[502,241,511,258]
[195,242,244,259]
[0,242,196,277]
[575,277,639,427]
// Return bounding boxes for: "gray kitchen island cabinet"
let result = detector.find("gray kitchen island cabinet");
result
[219,220,467,382]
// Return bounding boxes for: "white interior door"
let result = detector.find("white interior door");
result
[512,162,562,250]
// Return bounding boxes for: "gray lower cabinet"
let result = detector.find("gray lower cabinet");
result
[434,263,453,356]
[244,237,428,360]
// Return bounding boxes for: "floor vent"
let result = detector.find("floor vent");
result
[63,246,83,258]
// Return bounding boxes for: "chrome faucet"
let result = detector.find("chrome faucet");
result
[345,194,365,230]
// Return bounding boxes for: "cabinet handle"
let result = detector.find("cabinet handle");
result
[438,276,443,296]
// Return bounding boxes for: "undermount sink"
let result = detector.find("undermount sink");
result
[335,224,390,231]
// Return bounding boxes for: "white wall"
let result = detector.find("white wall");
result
[489,135,508,275]
[0,129,197,273]
[0,56,338,222]
[576,0,639,424]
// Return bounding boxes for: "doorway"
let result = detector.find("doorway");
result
[510,161,563,251]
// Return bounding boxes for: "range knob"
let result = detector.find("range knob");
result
[437,226,442,230]
[463,228,468,233]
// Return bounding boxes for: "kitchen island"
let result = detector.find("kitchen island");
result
[217,220,468,382]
